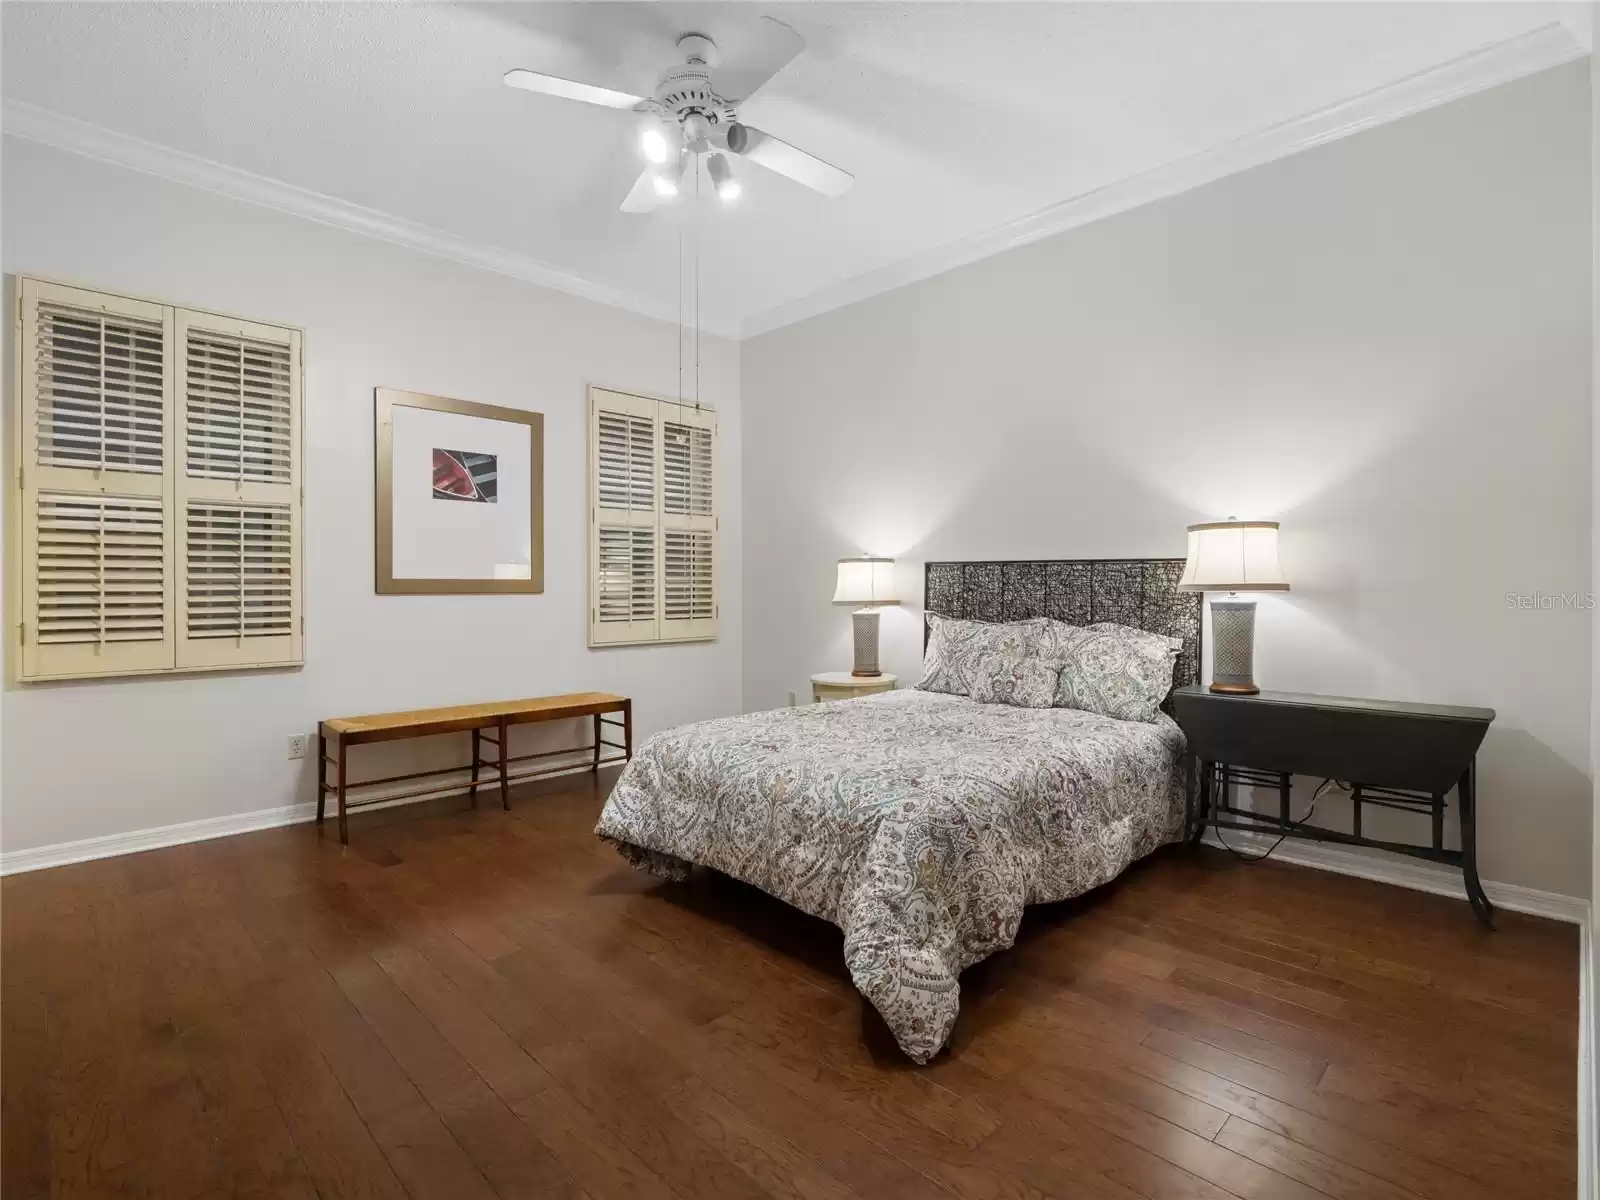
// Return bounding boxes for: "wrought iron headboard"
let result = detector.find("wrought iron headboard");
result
[923,559,1203,701]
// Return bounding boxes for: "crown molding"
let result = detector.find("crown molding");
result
[741,21,1588,340]
[1,99,741,340]
[1558,3,1593,53]
[5,19,1584,347]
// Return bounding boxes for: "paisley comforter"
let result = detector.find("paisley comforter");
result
[595,689,1187,1063]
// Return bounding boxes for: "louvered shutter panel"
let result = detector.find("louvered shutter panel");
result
[658,401,717,642]
[589,388,659,645]
[174,310,301,669]
[18,280,175,678]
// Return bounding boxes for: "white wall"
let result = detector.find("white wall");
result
[742,64,1592,898]
[1589,13,1599,1195]
[1,138,742,855]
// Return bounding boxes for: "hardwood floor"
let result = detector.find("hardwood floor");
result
[2,769,1580,1199]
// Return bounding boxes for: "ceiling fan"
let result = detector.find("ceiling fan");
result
[504,16,853,213]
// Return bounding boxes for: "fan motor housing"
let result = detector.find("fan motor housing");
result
[655,62,735,129]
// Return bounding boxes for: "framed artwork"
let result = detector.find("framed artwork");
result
[374,388,544,594]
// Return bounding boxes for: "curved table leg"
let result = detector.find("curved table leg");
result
[1459,763,1495,929]
[1188,759,1211,845]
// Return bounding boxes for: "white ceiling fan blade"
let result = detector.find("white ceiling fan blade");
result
[734,127,853,197]
[712,16,805,104]
[620,154,690,214]
[503,69,644,110]
[620,165,665,213]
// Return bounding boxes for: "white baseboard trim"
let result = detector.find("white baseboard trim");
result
[0,757,607,876]
[1199,828,1591,925]
[0,799,321,876]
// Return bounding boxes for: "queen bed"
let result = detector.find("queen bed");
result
[595,558,1202,1063]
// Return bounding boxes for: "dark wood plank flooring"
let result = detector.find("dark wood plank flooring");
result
[2,769,1579,1199]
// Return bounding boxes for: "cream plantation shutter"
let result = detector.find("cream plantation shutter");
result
[175,310,302,669]
[588,386,717,647]
[15,277,303,682]
[19,279,175,679]
[658,399,717,641]
[589,389,659,645]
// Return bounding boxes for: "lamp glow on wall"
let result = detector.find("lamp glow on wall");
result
[833,557,900,677]
[1178,520,1288,694]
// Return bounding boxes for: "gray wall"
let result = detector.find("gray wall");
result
[742,64,1592,898]
[2,138,742,856]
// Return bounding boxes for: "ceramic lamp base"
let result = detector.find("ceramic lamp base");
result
[1209,598,1259,695]
[851,609,882,677]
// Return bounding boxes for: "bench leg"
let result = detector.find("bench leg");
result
[470,727,481,810]
[499,716,510,811]
[624,699,633,761]
[316,729,326,826]
[337,736,349,846]
[593,712,602,773]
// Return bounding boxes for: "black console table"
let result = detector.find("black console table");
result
[1170,686,1497,927]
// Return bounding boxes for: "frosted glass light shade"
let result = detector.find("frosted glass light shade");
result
[1178,522,1289,592]
[833,557,900,606]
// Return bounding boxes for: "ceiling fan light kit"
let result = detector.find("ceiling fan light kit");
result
[706,152,740,202]
[503,16,854,212]
[639,124,671,164]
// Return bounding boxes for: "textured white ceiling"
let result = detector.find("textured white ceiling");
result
[0,2,1575,333]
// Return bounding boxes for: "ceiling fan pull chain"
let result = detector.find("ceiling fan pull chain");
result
[695,157,702,408]
[676,223,684,406]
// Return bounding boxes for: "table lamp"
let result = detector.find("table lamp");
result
[833,556,900,677]
[1177,520,1288,694]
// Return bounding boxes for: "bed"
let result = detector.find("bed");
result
[595,558,1202,1063]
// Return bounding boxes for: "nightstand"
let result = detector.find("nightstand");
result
[1171,685,1497,926]
[811,672,897,703]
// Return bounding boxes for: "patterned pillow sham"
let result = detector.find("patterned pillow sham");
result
[1028,618,1181,723]
[1025,616,1081,659]
[967,652,1061,708]
[1027,617,1182,655]
[1089,621,1184,654]
[917,615,1042,696]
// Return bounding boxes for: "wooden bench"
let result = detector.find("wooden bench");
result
[317,692,632,844]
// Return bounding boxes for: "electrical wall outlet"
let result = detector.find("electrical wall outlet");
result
[286,734,309,760]
[787,690,797,707]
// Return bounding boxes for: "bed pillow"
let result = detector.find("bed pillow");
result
[1089,622,1185,655]
[1025,616,1083,659]
[967,653,1060,708]
[1042,621,1182,723]
[917,615,1041,696]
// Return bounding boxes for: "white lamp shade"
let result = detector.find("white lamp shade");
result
[833,557,900,605]
[1178,522,1289,592]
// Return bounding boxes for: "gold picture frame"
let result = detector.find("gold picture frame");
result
[375,387,545,594]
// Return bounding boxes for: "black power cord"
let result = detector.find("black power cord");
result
[1212,777,1346,863]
